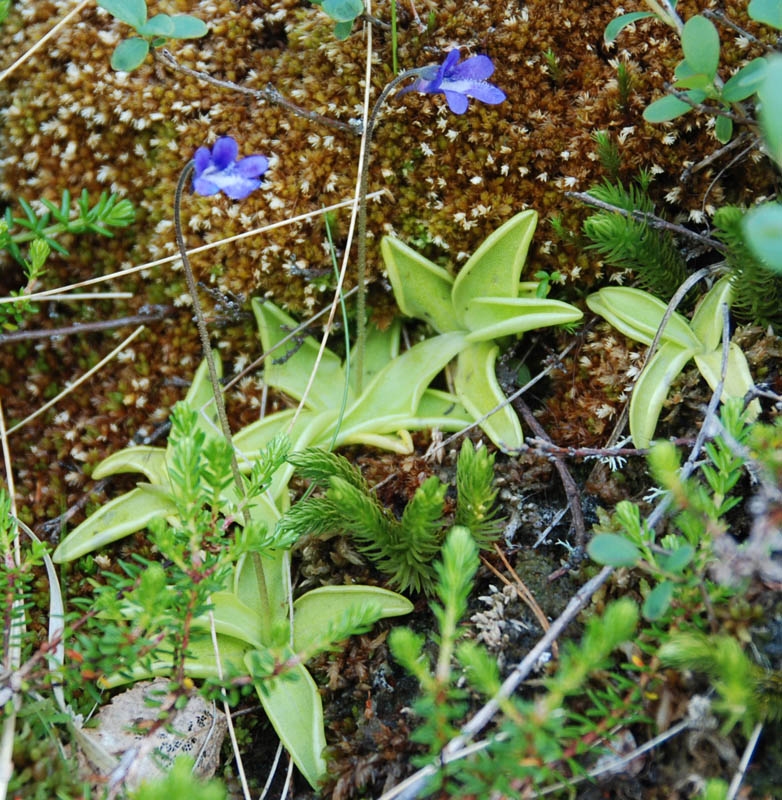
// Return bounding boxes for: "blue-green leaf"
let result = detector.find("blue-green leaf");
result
[333,20,354,38]
[757,56,782,166]
[643,580,674,620]
[743,202,782,272]
[659,545,694,574]
[99,0,146,29]
[110,37,149,71]
[643,90,705,123]
[681,16,720,80]
[588,533,642,567]
[604,11,655,44]
[721,58,767,102]
[749,0,782,29]
[169,14,209,39]
[137,13,173,37]
[322,0,363,22]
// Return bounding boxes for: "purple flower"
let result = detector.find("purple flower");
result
[192,136,269,200]
[398,49,506,114]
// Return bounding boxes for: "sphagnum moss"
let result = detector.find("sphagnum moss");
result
[2,0,771,316]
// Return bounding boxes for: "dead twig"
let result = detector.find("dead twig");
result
[510,394,587,552]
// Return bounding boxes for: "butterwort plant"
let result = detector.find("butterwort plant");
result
[353,48,507,392]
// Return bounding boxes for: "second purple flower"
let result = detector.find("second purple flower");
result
[399,49,507,114]
[192,136,269,200]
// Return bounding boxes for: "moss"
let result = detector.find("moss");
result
[3,0,771,318]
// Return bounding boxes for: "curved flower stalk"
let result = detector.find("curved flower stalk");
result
[231,299,474,468]
[587,276,759,448]
[381,210,584,450]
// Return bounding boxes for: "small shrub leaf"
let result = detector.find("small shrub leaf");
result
[715,114,733,144]
[169,15,209,38]
[99,0,146,28]
[322,0,363,22]
[138,13,173,37]
[749,0,782,29]
[743,203,782,272]
[681,16,720,80]
[643,580,674,620]
[588,533,642,566]
[110,37,150,71]
[644,91,704,122]
[722,58,767,102]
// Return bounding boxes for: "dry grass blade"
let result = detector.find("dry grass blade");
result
[0,0,91,84]
[0,193,385,306]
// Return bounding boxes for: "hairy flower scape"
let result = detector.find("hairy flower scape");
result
[398,49,506,114]
[192,135,268,199]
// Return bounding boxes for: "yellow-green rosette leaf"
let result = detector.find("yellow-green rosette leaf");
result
[52,486,178,563]
[92,446,168,484]
[453,341,523,450]
[464,296,583,341]
[337,333,466,441]
[292,586,413,652]
[694,343,760,420]
[251,660,327,788]
[586,287,701,350]
[690,275,733,351]
[452,210,538,324]
[381,236,458,333]
[252,299,346,411]
[629,341,694,448]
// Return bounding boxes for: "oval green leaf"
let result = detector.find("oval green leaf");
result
[643,90,705,123]
[169,14,209,39]
[643,580,674,620]
[322,0,363,22]
[659,545,694,574]
[587,533,642,567]
[682,16,720,79]
[138,13,173,36]
[749,0,782,28]
[758,56,782,166]
[743,202,782,272]
[721,58,767,102]
[110,37,149,71]
[99,0,146,28]
[715,114,733,144]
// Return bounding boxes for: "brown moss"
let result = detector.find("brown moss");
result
[3,0,775,317]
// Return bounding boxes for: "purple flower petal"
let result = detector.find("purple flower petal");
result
[211,136,239,170]
[450,54,495,81]
[193,146,211,176]
[236,155,269,178]
[431,49,460,91]
[193,176,221,196]
[441,49,461,74]
[222,176,262,200]
[465,82,506,105]
[443,90,469,114]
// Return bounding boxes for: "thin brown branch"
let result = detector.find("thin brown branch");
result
[0,307,173,344]
[566,191,725,251]
[510,394,587,551]
[157,49,358,136]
